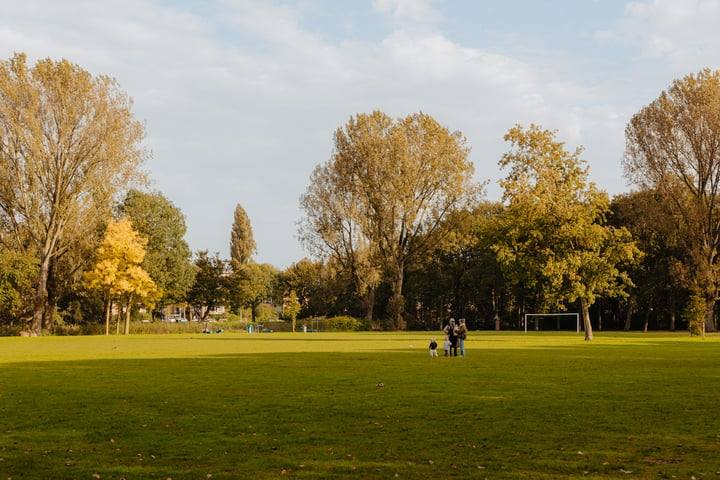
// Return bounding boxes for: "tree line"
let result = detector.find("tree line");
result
[1,52,719,338]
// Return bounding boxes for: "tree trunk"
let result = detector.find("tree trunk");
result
[704,298,716,332]
[581,298,593,341]
[42,301,55,332]
[388,267,405,330]
[643,308,650,332]
[124,294,133,335]
[670,307,676,331]
[105,295,112,336]
[623,302,633,331]
[42,260,59,332]
[363,286,375,325]
[31,254,52,335]
[492,289,500,331]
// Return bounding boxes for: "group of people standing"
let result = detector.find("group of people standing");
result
[429,318,467,358]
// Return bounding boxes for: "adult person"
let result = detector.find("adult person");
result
[443,318,458,357]
[456,318,468,357]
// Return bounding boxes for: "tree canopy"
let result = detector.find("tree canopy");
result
[279,258,327,318]
[229,203,256,271]
[300,110,480,328]
[186,251,228,321]
[494,124,640,340]
[230,262,279,323]
[118,189,194,310]
[0,53,147,334]
[0,248,37,324]
[85,218,156,335]
[624,68,720,331]
[4,56,720,336]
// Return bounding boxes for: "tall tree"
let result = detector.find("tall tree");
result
[299,153,380,323]
[0,53,147,334]
[280,258,326,318]
[300,111,479,329]
[405,202,508,330]
[283,290,301,332]
[118,190,194,312]
[624,68,720,332]
[494,124,640,340]
[610,190,688,331]
[231,262,278,323]
[229,204,256,271]
[186,251,228,321]
[85,218,157,335]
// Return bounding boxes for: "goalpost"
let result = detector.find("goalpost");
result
[524,313,581,333]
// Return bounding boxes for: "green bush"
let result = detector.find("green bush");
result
[0,323,23,336]
[683,292,705,336]
[54,323,106,336]
[324,315,365,331]
[130,321,204,335]
[254,304,277,323]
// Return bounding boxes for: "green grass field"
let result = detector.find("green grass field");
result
[1,331,719,479]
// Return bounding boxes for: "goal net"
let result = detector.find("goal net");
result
[524,313,580,333]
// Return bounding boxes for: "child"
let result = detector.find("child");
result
[429,337,438,358]
[443,335,451,357]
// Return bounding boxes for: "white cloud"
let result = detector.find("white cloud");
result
[0,0,635,267]
[597,0,720,72]
[371,0,441,24]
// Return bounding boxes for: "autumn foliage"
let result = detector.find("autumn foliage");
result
[85,218,156,335]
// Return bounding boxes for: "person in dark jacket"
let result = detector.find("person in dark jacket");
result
[443,318,458,357]
[456,318,468,357]
[429,337,438,358]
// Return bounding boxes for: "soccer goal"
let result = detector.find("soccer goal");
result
[524,313,580,333]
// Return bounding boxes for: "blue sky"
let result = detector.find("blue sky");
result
[3,0,720,268]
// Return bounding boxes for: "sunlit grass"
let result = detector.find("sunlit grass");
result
[1,331,719,479]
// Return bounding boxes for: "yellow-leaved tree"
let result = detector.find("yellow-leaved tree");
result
[494,124,641,340]
[284,289,301,332]
[85,218,157,335]
[300,111,481,329]
[0,53,147,335]
[625,69,720,332]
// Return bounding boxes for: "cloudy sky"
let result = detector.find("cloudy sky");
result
[3,0,719,268]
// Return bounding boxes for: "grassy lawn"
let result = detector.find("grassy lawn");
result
[1,331,719,479]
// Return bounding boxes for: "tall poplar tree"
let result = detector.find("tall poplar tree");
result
[229,203,256,271]
[0,53,147,334]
